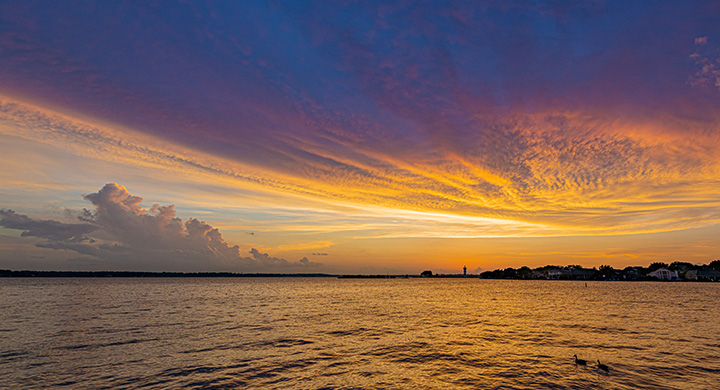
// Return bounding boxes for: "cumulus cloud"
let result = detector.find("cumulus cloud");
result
[1,183,323,272]
[249,248,320,269]
[79,183,244,260]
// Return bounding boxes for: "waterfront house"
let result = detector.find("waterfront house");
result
[547,268,564,279]
[567,268,595,280]
[648,268,678,281]
[686,268,720,281]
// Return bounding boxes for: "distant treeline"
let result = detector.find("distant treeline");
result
[3,260,720,280]
[0,270,334,278]
[477,261,720,281]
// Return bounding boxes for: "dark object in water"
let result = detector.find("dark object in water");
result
[574,355,587,365]
[597,360,610,372]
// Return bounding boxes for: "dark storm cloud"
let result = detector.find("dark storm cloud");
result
[0,209,95,242]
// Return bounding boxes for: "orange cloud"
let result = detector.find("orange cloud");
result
[2,95,719,239]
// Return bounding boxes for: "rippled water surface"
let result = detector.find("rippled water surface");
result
[1,278,719,389]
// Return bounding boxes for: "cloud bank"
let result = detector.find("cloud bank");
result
[0,183,322,272]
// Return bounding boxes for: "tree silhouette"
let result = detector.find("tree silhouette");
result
[648,262,668,272]
[709,260,720,271]
[599,265,615,279]
[517,266,532,279]
[503,267,517,278]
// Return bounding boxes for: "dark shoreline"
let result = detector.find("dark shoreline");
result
[0,270,333,278]
[1,269,718,281]
[0,270,459,278]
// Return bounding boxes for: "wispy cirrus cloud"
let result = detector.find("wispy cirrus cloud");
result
[2,95,720,237]
[2,1,720,244]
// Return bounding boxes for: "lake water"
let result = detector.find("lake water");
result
[1,278,718,389]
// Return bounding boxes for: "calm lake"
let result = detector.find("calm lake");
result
[1,278,718,389]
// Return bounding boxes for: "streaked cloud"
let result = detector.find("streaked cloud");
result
[2,95,719,237]
[1,2,719,271]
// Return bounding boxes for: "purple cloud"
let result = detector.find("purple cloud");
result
[0,209,95,242]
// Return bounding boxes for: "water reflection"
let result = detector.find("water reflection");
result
[0,278,718,389]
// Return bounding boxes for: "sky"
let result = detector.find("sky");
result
[1,1,719,273]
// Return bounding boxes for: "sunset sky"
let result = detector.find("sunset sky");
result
[1,1,719,273]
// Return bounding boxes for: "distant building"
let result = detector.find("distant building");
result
[700,268,720,281]
[686,268,720,281]
[567,268,595,280]
[547,268,564,279]
[463,266,467,276]
[648,268,678,281]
